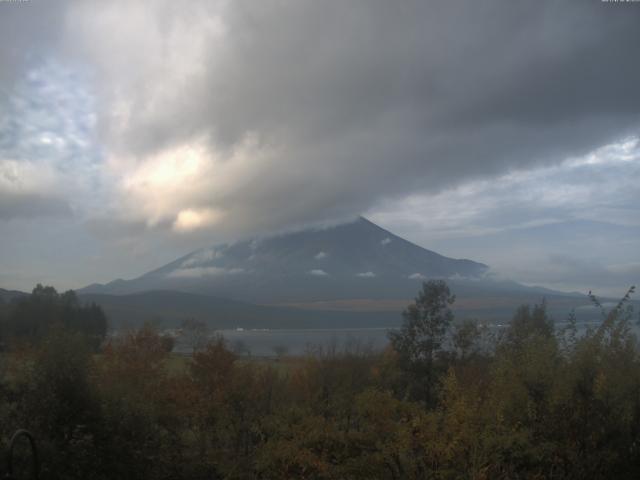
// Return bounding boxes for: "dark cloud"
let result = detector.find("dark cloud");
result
[56,0,640,235]
[1,1,639,231]
[1,1,639,292]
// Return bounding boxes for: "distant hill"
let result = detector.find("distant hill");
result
[0,288,28,304]
[78,289,598,330]
[78,290,398,330]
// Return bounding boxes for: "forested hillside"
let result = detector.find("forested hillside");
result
[0,284,107,349]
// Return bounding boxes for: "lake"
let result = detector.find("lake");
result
[174,327,395,356]
[172,317,621,357]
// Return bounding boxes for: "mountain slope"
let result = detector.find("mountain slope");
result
[70,217,602,326]
[81,217,490,303]
[0,288,28,303]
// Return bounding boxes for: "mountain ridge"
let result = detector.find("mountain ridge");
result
[80,217,492,303]
[4,215,601,328]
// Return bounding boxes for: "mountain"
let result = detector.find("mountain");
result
[81,217,491,303]
[78,216,596,327]
[0,288,28,303]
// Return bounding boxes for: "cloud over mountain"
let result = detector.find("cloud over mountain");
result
[0,1,638,293]
[1,0,639,235]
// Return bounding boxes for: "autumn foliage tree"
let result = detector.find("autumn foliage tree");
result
[0,282,638,479]
[388,279,456,403]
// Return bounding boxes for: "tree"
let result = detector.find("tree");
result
[504,301,554,350]
[21,329,101,478]
[4,285,107,348]
[180,317,209,354]
[160,334,176,353]
[452,319,485,361]
[388,279,455,403]
[190,335,237,396]
[232,339,251,356]
[272,344,289,358]
[96,325,176,479]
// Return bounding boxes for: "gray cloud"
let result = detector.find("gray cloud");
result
[368,138,640,295]
[1,1,640,292]
[0,1,66,86]
[0,52,102,220]
[0,192,70,220]
[370,138,640,240]
[506,254,640,297]
[51,0,640,236]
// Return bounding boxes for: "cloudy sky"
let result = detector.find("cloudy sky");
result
[0,0,639,296]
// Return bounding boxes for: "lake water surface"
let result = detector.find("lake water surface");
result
[175,327,394,356]
[172,318,623,357]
